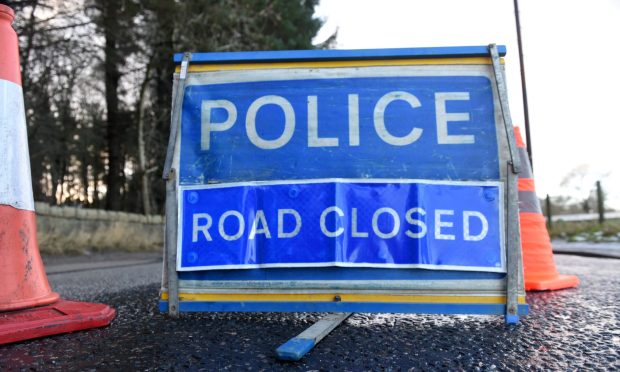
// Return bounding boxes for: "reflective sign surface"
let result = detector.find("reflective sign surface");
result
[179,71,499,184]
[178,179,503,272]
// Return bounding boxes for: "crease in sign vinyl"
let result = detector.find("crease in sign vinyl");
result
[178,179,504,273]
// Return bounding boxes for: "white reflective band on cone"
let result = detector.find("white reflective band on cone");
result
[0,79,34,211]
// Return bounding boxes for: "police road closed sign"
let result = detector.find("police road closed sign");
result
[162,46,528,317]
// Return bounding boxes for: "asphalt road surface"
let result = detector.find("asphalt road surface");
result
[1,252,618,371]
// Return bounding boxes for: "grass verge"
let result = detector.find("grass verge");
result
[547,218,620,242]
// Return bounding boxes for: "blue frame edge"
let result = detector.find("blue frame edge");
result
[173,45,507,63]
[160,301,528,315]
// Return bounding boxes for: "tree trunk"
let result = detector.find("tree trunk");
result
[103,0,123,210]
[152,3,175,213]
[137,59,154,214]
[20,1,38,94]
[93,154,100,208]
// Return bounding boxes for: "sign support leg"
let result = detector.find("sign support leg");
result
[276,312,352,361]
[165,169,179,317]
[489,43,521,174]
[162,52,190,178]
[162,53,189,317]
[505,162,521,324]
[490,43,523,324]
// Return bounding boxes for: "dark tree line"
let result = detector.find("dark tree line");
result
[7,0,323,213]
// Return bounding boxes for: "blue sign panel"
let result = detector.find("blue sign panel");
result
[179,76,498,184]
[178,180,504,272]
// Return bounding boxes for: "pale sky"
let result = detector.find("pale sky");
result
[313,0,620,208]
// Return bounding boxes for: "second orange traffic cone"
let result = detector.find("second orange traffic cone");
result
[515,127,579,291]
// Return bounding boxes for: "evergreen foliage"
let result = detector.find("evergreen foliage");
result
[9,0,323,212]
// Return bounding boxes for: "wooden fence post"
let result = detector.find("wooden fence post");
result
[596,181,604,224]
[545,194,552,229]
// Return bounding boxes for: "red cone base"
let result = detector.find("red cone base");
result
[0,300,116,345]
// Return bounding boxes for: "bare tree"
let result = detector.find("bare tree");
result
[11,0,324,213]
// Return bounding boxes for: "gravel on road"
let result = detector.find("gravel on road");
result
[1,254,618,371]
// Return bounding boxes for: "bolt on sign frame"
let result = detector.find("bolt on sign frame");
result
[160,45,528,324]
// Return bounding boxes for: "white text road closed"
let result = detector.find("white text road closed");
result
[192,207,489,242]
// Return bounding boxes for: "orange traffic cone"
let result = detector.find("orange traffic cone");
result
[0,4,115,344]
[515,127,579,291]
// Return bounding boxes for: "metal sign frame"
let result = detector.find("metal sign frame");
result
[160,45,527,323]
